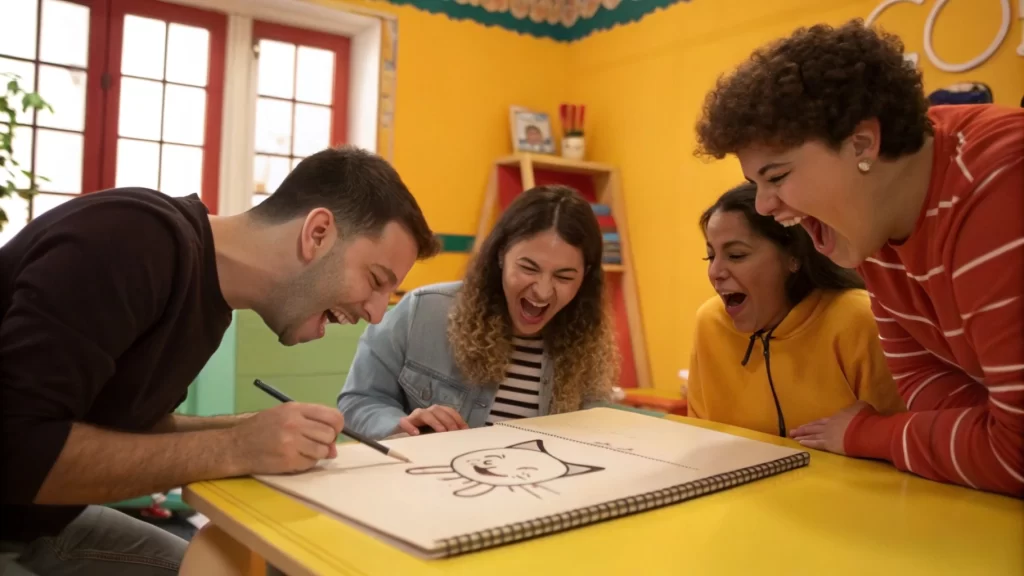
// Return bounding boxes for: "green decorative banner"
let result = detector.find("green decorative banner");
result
[376,0,690,42]
[436,233,475,253]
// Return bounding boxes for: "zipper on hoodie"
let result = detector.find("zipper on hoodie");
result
[741,328,787,437]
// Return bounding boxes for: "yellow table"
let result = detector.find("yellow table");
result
[180,416,1024,575]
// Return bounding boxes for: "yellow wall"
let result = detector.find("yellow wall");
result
[325,0,572,289]
[322,0,1020,392]
[567,0,1023,392]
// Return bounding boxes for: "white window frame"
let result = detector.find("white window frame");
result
[164,0,391,215]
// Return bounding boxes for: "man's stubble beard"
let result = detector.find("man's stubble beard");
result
[268,248,347,343]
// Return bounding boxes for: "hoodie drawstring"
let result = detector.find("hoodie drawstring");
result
[741,328,787,437]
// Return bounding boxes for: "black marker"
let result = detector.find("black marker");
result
[253,379,411,463]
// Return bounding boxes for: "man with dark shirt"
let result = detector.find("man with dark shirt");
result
[0,146,439,575]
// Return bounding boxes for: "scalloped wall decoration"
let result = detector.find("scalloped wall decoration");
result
[373,0,691,41]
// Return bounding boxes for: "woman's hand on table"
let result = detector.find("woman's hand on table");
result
[789,401,870,454]
[396,405,469,435]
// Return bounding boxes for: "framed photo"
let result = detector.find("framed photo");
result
[510,107,555,154]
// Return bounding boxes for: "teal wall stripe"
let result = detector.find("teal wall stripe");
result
[436,233,475,253]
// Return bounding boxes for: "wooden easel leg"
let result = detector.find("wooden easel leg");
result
[473,166,498,256]
[180,523,266,576]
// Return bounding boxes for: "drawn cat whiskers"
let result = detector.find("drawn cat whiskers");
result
[406,439,604,500]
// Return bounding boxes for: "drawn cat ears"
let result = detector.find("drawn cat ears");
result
[508,439,551,453]
[508,439,605,477]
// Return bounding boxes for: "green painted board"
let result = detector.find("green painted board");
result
[234,373,352,413]
[175,312,238,417]
[233,308,389,413]
[234,310,362,376]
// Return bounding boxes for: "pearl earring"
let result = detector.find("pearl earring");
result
[857,160,871,173]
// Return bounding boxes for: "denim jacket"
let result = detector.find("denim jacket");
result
[337,281,561,439]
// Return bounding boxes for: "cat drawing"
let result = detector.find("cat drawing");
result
[406,439,604,499]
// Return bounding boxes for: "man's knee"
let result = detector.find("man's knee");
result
[13,506,187,575]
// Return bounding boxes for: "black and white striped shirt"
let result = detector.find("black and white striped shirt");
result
[486,336,544,425]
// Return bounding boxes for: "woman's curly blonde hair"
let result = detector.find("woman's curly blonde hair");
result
[447,185,620,413]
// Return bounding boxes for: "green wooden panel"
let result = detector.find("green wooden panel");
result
[235,310,365,376]
[235,373,350,413]
[176,312,237,416]
[234,307,393,413]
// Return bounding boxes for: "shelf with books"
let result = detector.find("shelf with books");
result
[475,154,651,389]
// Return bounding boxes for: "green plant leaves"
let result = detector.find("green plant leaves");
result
[0,71,51,232]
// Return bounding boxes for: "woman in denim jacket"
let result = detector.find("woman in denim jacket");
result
[337,185,620,439]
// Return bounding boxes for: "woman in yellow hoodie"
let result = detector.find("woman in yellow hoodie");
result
[687,183,904,437]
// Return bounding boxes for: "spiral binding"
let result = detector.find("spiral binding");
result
[436,451,810,557]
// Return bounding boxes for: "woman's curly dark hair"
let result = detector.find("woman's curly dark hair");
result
[447,185,619,413]
[694,19,932,159]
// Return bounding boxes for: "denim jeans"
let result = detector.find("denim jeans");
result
[0,506,187,575]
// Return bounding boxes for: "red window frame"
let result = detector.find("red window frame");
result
[2,0,227,214]
[252,20,351,152]
[5,1,354,224]
[0,0,106,198]
[82,0,110,195]
[99,0,227,213]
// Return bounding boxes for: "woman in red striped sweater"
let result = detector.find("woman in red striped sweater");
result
[693,19,1023,497]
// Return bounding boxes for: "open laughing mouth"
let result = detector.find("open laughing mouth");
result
[779,215,835,256]
[721,292,747,309]
[473,465,504,477]
[324,309,355,326]
[521,297,549,319]
[318,309,356,338]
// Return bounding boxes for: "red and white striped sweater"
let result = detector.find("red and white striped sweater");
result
[846,104,1024,498]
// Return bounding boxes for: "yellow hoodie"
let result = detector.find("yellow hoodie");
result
[687,289,905,437]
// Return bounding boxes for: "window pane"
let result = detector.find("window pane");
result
[292,104,330,157]
[34,129,82,193]
[31,191,74,219]
[1,124,34,189]
[165,23,209,87]
[253,154,290,195]
[295,46,333,105]
[121,15,166,80]
[0,57,37,125]
[256,39,295,99]
[254,98,292,155]
[39,0,89,68]
[159,144,202,197]
[118,77,163,140]
[36,65,86,131]
[291,157,303,170]
[0,0,38,60]
[162,84,205,146]
[115,138,159,189]
[0,194,30,248]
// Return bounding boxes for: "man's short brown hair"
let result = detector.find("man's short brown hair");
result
[250,145,439,259]
[694,19,932,160]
